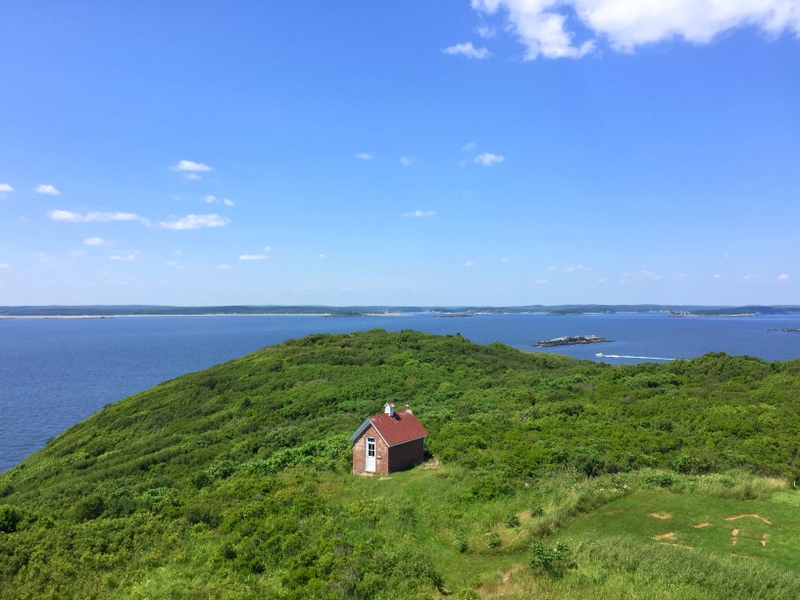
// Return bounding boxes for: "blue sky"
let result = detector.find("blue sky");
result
[1,1,799,306]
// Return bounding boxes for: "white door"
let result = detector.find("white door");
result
[366,436,376,472]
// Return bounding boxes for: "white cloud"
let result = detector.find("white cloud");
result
[462,142,478,151]
[201,195,235,206]
[159,214,229,230]
[0,184,13,193]
[49,210,151,226]
[400,156,413,166]
[165,260,180,267]
[171,160,212,172]
[239,254,267,261]
[476,24,497,38]
[620,269,661,282]
[474,152,505,166]
[109,254,136,261]
[547,265,558,271]
[0,263,9,269]
[465,260,476,267]
[83,237,109,246]
[403,210,436,218]
[217,264,232,270]
[35,184,60,196]
[186,173,202,180]
[443,42,491,59]
[778,273,791,281]
[319,254,328,259]
[501,257,509,263]
[471,0,800,60]
[535,279,551,284]
[355,153,373,160]
[713,273,724,280]
[263,246,272,252]
[564,264,590,272]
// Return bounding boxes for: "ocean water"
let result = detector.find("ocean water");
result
[1,312,800,472]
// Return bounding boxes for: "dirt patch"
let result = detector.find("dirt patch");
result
[649,512,672,520]
[761,533,768,548]
[725,514,773,525]
[694,523,710,528]
[418,457,441,470]
[654,532,676,541]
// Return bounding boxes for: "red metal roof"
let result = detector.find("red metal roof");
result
[369,410,428,447]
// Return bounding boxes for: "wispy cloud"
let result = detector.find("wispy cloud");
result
[476,24,496,38]
[777,273,791,282]
[160,214,229,230]
[0,184,13,195]
[171,160,212,172]
[201,195,235,206]
[35,184,60,196]
[319,254,328,260]
[461,142,477,151]
[564,264,590,272]
[355,153,373,160]
[109,254,136,261]
[239,254,267,261]
[535,279,551,285]
[474,152,504,166]
[443,42,491,59]
[0,263,9,269]
[83,237,109,246]
[620,269,661,283]
[217,264,232,270]
[49,210,151,226]
[471,0,800,60]
[403,210,436,218]
[400,156,413,166]
[465,260,475,267]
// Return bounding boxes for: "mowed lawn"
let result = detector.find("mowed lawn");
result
[558,489,800,571]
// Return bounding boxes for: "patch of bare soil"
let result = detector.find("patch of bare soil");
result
[419,457,441,470]
[725,514,773,525]
[649,512,672,520]
[654,532,693,549]
[694,523,710,528]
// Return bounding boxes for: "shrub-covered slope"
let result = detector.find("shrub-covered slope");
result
[1,329,800,598]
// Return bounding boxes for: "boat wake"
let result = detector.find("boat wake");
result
[595,353,674,361]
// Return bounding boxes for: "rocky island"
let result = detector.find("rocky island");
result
[533,335,613,347]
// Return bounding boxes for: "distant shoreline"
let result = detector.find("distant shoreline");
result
[1,304,799,319]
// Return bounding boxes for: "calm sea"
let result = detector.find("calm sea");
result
[2,312,800,472]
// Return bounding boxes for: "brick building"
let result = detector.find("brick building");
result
[349,403,428,474]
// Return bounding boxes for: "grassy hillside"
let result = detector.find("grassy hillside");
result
[1,329,800,598]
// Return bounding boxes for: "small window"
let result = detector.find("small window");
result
[367,436,376,457]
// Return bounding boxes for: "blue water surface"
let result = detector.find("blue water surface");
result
[1,312,799,472]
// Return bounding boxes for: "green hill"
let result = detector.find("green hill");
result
[1,329,800,598]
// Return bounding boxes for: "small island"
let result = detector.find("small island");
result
[533,335,613,347]
[768,328,800,333]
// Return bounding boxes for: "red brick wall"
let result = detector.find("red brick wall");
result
[352,426,424,474]
[352,425,389,474]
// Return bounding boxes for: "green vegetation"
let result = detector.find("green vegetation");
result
[1,329,800,598]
